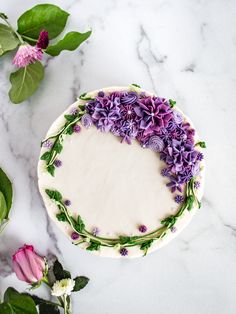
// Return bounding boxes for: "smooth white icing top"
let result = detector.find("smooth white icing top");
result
[38,86,205,258]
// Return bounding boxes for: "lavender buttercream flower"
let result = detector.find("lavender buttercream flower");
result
[194,181,201,189]
[54,159,62,167]
[174,195,184,204]
[138,225,147,233]
[121,92,138,105]
[148,135,164,152]
[81,113,93,128]
[43,140,53,148]
[71,232,80,240]
[173,110,184,124]
[73,124,81,133]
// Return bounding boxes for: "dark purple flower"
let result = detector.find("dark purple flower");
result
[197,152,204,161]
[174,195,184,204]
[81,113,93,128]
[148,135,164,152]
[138,225,147,233]
[161,168,170,177]
[54,159,62,167]
[170,226,177,233]
[36,30,49,49]
[64,200,71,206]
[120,248,128,256]
[194,181,201,189]
[73,124,81,133]
[71,232,80,240]
[135,96,172,130]
[98,91,105,97]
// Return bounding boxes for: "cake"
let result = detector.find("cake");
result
[38,85,205,258]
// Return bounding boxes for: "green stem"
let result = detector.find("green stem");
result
[21,35,37,43]
[0,15,24,44]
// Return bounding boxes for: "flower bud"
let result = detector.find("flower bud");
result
[12,244,46,284]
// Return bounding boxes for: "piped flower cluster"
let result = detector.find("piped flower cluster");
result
[85,90,203,193]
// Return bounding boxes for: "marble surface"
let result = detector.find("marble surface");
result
[0,0,236,313]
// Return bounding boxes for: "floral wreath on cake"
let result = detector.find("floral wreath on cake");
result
[40,85,205,256]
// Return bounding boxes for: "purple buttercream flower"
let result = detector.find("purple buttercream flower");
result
[171,226,177,233]
[81,113,93,128]
[92,227,100,236]
[148,135,164,152]
[43,140,53,148]
[36,30,49,49]
[121,91,138,105]
[120,248,128,256]
[71,232,80,240]
[197,152,204,161]
[70,107,78,115]
[64,199,71,206]
[119,120,138,144]
[174,195,184,204]
[54,159,62,167]
[173,110,184,124]
[166,176,183,193]
[73,124,81,133]
[98,91,105,97]
[135,96,172,131]
[161,168,170,177]
[138,225,147,233]
[194,181,201,189]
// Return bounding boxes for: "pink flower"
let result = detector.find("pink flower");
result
[37,30,49,49]
[12,244,46,284]
[13,44,43,68]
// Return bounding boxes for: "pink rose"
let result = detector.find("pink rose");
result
[12,244,46,284]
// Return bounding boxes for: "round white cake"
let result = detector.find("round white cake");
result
[38,86,205,258]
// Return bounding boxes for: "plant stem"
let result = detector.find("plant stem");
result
[21,35,37,43]
[0,15,24,44]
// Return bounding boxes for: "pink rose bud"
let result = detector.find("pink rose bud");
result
[12,244,46,284]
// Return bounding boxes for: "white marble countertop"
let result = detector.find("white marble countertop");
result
[1,0,236,313]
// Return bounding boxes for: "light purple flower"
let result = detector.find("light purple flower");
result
[81,114,93,128]
[171,226,177,233]
[54,159,62,167]
[161,168,170,177]
[173,110,183,124]
[174,195,184,204]
[73,124,81,133]
[43,140,53,148]
[13,44,43,68]
[92,227,100,236]
[138,225,147,233]
[194,181,201,189]
[121,92,138,105]
[148,136,164,152]
[71,232,80,240]
[70,107,78,115]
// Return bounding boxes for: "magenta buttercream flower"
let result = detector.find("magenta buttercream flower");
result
[12,244,46,284]
[13,44,43,68]
[36,30,49,49]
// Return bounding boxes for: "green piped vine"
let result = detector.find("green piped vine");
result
[45,178,200,256]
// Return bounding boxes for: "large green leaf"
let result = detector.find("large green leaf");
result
[0,24,19,56]
[0,168,13,218]
[3,288,37,314]
[73,276,89,292]
[0,191,7,223]
[9,61,44,104]
[17,4,69,39]
[0,302,14,314]
[46,30,92,56]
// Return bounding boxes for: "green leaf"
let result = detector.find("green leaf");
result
[54,142,63,154]
[46,30,91,56]
[0,191,7,223]
[9,61,44,104]
[53,259,71,280]
[0,24,19,56]
[56,212,67,222]
[74,215,85,233]
[0,303,14,314]
[131,83,141,88]
[40,151,51,161]
[186,195,195,211]
[0,167,13,218]
[195,141,206,148]
[161,215,176,227]
[45,189,62,201]
[39,303,60,314]
[86,241,101,251]
[17,4,69,39]
[169,99,176,108]
[140,240,153,256]
[73,276,89,292]
[0,13,8,19]
[65,125,74,135]
[64,114,76,122]
[4,288,37,314]
[47,165,55,176]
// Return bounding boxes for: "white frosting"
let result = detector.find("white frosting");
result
[38,86,205,258]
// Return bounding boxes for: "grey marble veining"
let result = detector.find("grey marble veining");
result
[1,0,236,313]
